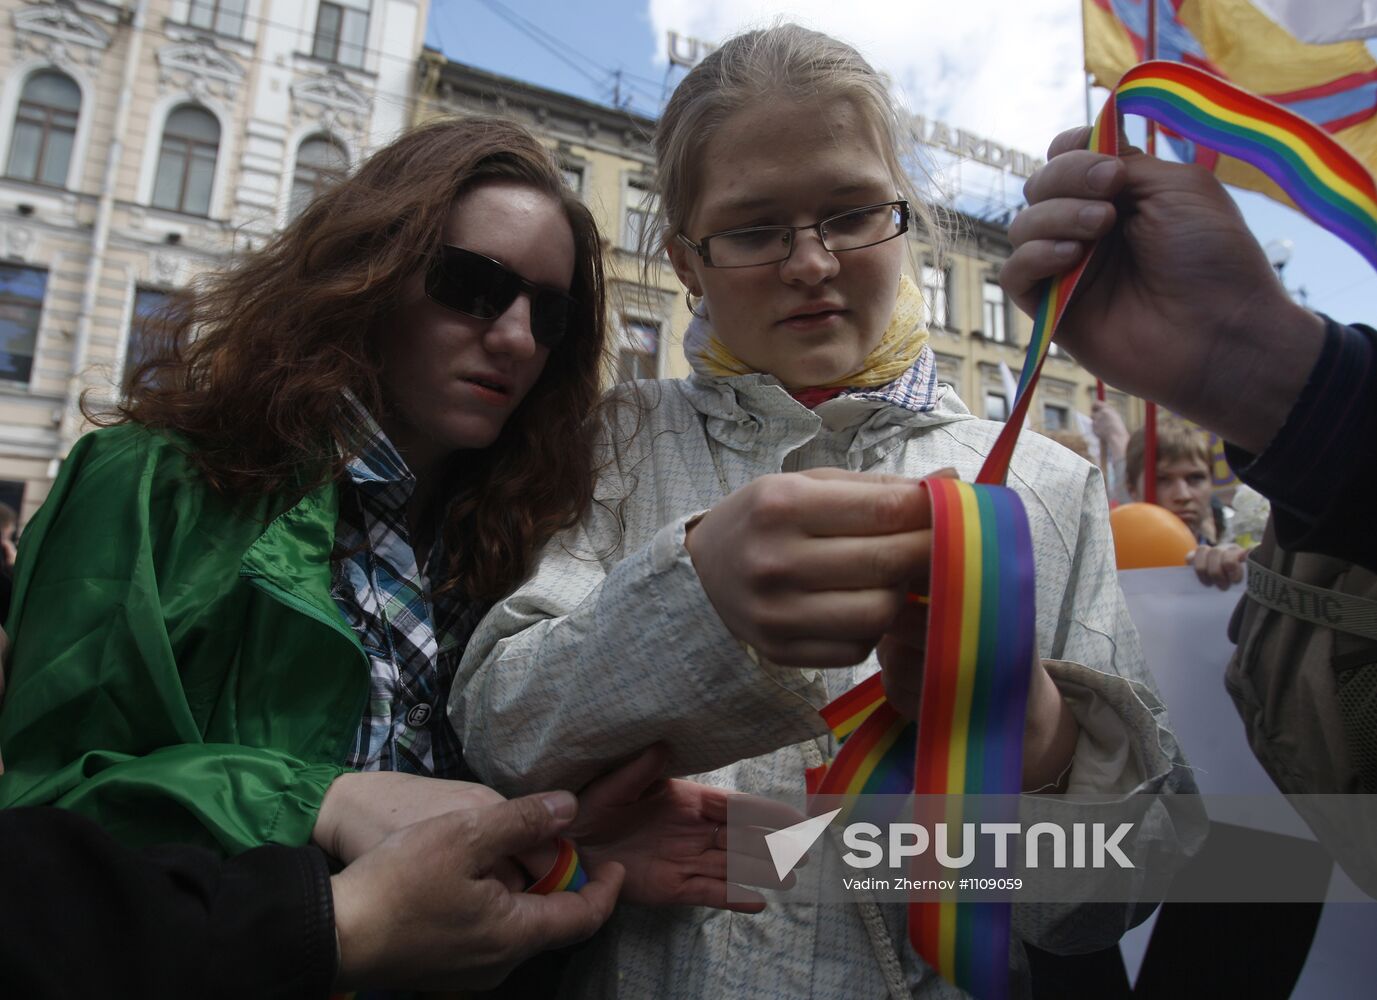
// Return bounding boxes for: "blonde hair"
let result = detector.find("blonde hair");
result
[1044,430,1093,463]
[649,23,948,277]
[1126,418,1212,489]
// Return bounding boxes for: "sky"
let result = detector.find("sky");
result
[425,0,1376,321]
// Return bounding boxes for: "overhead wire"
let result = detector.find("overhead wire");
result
[45,1,660,141]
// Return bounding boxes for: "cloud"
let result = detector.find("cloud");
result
[646,0,1087,158]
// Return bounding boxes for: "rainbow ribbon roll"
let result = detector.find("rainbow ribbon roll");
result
[527,837,590,895]
[806,59,1376,1000]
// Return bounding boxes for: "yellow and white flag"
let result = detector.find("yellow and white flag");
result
[1083,0,1377,209]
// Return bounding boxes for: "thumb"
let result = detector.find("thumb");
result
[504,860,624,953]
[472,791,579,867]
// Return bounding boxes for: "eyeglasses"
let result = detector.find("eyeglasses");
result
[425,245,577,348]
[675,200,910,269]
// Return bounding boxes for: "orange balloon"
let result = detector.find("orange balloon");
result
[1109,502,1197,570]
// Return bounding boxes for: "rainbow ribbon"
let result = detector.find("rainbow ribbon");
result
[527,837,590,894]
[807,59,1377,999]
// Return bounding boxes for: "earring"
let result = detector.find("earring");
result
[685,289,707,320]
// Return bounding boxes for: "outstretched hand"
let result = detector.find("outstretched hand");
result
[569,745,807,912]
[1189,543,1249,591]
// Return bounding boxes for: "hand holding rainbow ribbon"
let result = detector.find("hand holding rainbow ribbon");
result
[527,836,590,894]
[807,60,1376,1000]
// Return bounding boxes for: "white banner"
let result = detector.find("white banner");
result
[1116,566,1377,994]
[1252,0,1377,43]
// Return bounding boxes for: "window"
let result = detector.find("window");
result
[984,392,1008,422]
[622,180,658,252]
[1043,403,1068,431]
[314,0,370,69]
[151,105,220,215]
[920,263,949,329]
[289,136,349,219]
[187,0,247,37]
[982,280,1007,344]
[617,317,659,383]
[0,265,47,384]
[6,70,80,187]
[560,164,584,197]
[125,287,170,393]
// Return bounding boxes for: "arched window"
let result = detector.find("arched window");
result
[6,70,80,187]
[289,136,349,219]
[151,105,220,215]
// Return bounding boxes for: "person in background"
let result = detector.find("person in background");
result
[1124,419,1249,589]
[1124,419,1214,542]
[1044,428,1094,463]
[1091,400,1131,503]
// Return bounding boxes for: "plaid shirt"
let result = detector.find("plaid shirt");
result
[331,402,486,777]
[843,344,939,413]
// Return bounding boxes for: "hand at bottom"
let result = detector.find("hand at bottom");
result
[331,791,623,993]
[570,745,807,911]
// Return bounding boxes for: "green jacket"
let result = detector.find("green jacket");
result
[0,424,368,854]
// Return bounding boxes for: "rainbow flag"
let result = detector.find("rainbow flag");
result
[808,58,1377,998]
[1083,0,1377,211]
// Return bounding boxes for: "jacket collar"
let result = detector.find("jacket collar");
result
[677,369,976,470]
[238,480,344,627]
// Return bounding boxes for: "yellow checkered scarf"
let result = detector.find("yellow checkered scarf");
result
[683,274,930,389]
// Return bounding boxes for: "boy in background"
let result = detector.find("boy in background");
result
[1126,419,1249,588]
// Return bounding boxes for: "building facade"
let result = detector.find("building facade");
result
[0,0,429,520]
[919,214,1143,441]
[417,55,1142,450]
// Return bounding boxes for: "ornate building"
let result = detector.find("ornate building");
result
[416,55,1140,447]
[0,0,429,518]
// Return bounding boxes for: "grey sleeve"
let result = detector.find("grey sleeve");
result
[452,512,829,795]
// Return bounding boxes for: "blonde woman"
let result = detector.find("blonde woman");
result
[455,25,1193,998]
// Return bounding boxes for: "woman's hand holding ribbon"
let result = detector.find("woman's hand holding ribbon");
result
[684,467,945,670]
[880,630,1079,793]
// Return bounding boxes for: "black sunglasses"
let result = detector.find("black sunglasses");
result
[425,245,577,349]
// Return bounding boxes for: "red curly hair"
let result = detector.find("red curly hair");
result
[92,116,609,600]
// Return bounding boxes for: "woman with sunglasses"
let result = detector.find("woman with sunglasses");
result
[456,26,1195,998]
[0,117,797,992]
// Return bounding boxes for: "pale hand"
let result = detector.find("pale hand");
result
[1189,543,1249,591]
[567,745,808,912]
[685,467,954,669]
[880,634,1079,794]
